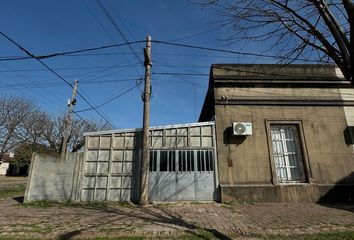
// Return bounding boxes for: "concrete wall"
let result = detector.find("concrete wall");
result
[24,153,83,202]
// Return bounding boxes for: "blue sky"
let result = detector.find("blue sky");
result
[0,0,271,129]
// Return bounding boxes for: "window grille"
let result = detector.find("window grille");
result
[149,150,213,172]
[270,125,306,183]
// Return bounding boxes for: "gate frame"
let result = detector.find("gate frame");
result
[80,121,219,202]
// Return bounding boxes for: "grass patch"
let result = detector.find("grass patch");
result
[0,238,43,240]
[22,200,67,208]
[11,224,53,233]
[22,200,135,209]
[262,231,354,240]
[0,187,25,199]
[82,238,144,240]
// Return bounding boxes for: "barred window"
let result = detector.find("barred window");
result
[270,125,306,183]
[178,150,194,172]
[149,150,213,172]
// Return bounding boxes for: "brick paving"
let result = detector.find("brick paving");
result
[0,177,353,239]
[0,195,353,239]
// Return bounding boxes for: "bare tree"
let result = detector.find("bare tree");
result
[195,0,353,81]
[0,95,38,159]
[0,95,112,160]
[42,114,111,153]
[22,110,49,147]
[42,115,64,153]
[69,118,111,152]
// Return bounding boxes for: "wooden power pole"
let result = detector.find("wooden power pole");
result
[60,79,78,161]
[139,36,152,205]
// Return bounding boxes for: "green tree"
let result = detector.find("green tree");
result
[12,143,55,175]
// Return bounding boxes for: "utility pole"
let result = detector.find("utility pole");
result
[139,36,152,205]
[60,79,78,161]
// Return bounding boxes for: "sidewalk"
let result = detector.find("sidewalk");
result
[0,196,353,239]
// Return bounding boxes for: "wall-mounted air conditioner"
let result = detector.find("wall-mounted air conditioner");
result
[232,122,252,136]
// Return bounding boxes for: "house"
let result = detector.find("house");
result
[0,153,13,176]
[199,64,354,202]
[25,64,354,203]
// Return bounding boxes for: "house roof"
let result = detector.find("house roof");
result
[211,64,346,85]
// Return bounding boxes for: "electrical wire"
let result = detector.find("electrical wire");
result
[167,26,220,42]
[0,40,145,62]
[152,40,324,63]
[75,78,143,113]
[0,39,325,63]
[0,64,140,73]
[95,0,143,65]
[0,31,116,128]
[152,72,208,76]
[83,0,143,87]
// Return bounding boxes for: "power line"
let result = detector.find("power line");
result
[0,64,140,73]
[95,0,143,65]
[0,62,208,74]
[0,62,65,112]
[81,0,118,43]
[0,39,326,63]
[0,78,138,90]
[37,59,116,128]
[152,72,209,76]
[83,0,143,86]
[166,26,220,42]
[0,39,145,62]
[94,0,144,93]
[80,61,140,83]
[75,78,143,113]
[0,31,116,128]
[152,40,323,63]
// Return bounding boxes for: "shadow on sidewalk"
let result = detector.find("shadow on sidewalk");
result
[318,171,354,213]
[56,203,232,240]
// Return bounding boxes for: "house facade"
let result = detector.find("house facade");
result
[199,64,354,202]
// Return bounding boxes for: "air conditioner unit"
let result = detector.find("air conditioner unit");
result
[232,122,252,136]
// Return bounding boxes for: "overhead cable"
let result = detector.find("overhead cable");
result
[0,39,145,62]
[0,31,116,128]
[0,39,324,63]
[75,78,143,113]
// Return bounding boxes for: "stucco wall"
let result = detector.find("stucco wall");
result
[208,64,354,202]
[215,105,354,186]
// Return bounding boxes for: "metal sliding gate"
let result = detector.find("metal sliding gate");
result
[148,149,216,201]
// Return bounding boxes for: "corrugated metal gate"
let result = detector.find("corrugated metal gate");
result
[148,149,215,201]
[82,122,217,202]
